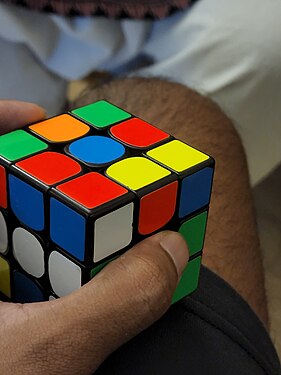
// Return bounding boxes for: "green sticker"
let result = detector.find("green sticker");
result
[179,211,208,257]
[0,130,47,161]
[71,100,131,128]
[172,256,202,304]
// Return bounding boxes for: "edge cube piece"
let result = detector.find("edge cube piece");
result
[29,114,90,143]
[71,100,132,129]
[50,172,134,263]
[0,130,47,163]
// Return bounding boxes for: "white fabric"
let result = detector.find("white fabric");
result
[0,0,281,184]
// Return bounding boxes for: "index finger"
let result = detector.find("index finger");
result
[0,100,46,135]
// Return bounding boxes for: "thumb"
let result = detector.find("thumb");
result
[63,230,189,372]
[9,231,188,375]
[0,100,46,135]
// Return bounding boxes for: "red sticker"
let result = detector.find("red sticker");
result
[16,152,81,185]
[0,166,7,208]
[111,118,169,148]
[139,181,178,235]
[57,172,128,209]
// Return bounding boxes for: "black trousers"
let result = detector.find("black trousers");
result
[96,267,281,375]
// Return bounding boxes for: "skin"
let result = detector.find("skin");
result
[0,78,268,374]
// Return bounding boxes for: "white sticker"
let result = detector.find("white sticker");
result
[94,202,134,262]
[49,251,82,297]
[12,227,45,278]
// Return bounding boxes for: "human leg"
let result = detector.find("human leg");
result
[72,77,268,326]
[95,267,280,375]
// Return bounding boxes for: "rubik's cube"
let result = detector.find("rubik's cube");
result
[0,100,214,304]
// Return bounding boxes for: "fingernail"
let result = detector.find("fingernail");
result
[160,232,189,278]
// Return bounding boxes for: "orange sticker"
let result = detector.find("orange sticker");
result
[29,114,89,142]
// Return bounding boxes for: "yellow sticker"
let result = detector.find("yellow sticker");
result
[147,140,209,173]
[106,157,171,190]
[0,256,11,298]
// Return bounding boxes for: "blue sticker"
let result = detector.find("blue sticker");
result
[179,167,214,218]
[9,174,44,231]
[14,271,44,303]
[69,136,125,165]
[50,198,86,261]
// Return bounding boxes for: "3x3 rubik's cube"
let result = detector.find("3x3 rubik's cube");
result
[0,100,214,304]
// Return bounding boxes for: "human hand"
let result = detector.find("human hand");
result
[0,101,189,375]
[0,100,46,135]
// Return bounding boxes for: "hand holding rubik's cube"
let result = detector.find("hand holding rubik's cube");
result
[0,100,214,303]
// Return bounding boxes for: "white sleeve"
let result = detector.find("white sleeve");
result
[137,0,281,185]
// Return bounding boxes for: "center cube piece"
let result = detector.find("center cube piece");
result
[0,99,215,304]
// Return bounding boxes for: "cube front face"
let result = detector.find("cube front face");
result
[0,100,214,303]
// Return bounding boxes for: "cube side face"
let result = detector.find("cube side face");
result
[0,99,214,303]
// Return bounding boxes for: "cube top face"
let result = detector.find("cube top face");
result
[0,130,47,162]
[68,135,126,166]
[16,152,82,185]
[56,172,129,209]
[110,118,169,148]
[106,157,171,191]
[147,140,210,173]
[71,100,132,129]
[29,114,90,143]
[0,99,214,304]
